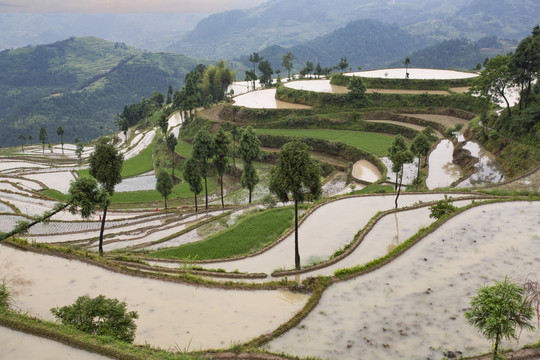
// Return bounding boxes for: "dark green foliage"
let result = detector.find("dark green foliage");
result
[428,196,458,219]
[282,52,294,79]
[411,132,432,186]
[192,129,215,210]
[156,168,173,209]
[213,128,230,208]
[241,162,259,204]
[258,60,273,87]
[238,126,261,163]
[0,36,208,147]
[166,133,178,179]
[68,176,103,218]
[51,295,139,343]
[56,126,64,153]
[347,76,367,104]
[183,157,203,212]
[39,127,47,154]
[465,278,535,360]
[269,141,322,269]
[0,280,11,311]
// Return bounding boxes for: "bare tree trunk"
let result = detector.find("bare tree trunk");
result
[220,175,224,209]
[194,194,198,213]
[248,188,252,204]
[395,166,404,209]
[294,200,300,270]
[416,157,421,189]
[98,205,108,255]
[204,176,208,210]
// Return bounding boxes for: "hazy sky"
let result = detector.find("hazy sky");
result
[0,0,268,13]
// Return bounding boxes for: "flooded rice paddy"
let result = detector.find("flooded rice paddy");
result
[347,68,478,80]
[233,89,311,109]
[267,201,540,359]
[457,141,505,188]
[381,157,419,186]
[351,160,382,183]
[0,326,112,360]
[426,140,461,189]
[0,245,308,350]
[284,79,349,93]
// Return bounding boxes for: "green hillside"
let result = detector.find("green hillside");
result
[0,36,208,147]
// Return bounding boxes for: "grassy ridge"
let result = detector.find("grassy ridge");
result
[255,128,395,156]
[148,207,295,260]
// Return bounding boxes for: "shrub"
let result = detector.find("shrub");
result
[0,280,11,311]
[261,194,278,209]
[429,195,458,219]
[51,295,139,343]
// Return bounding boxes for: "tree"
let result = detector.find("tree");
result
[183,157,203,212]
[410,133,432,188]
[156,168,173,209]
[214,128,230,209]
[192,129,215,210]
[388,135,414,208]
[238,126,261,203]
[166,133,178,180]
[120,118,129,142]
[403,57,411,78]
[51,295,138,343]
[158,113,168,136]
[472,54,514,117]
[315,62,322,77]
[166,84,173,104]
[305,61,314,78]
[231,125,241,170]
[18,134,25,153]
[258,60,274,87]
[245,70,257,91]
[28,135,33,144]
[270,142,321,269]
[338,57,348,73]
[347,76,367,103]
[75,139,84,162]
[56,126,64,154]
[465,278,535,360]
[511,26,540,111]
[248,52,263,77]
[282,52,294,79]
[39,127,47,154]
[88,139,124,255]
[241,162,259,204]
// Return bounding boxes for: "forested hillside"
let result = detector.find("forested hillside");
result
[387,37,512,70]
[0,37,207,147]
[236,19,427,72]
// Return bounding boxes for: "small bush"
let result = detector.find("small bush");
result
[51,295,138,343]
[429,196,457,219]
[0,280,11,311]
[261,193,278,208]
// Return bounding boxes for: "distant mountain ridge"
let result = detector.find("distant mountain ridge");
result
[236,19,428,73]
[0,36,208,147]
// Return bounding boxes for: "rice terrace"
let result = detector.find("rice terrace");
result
[1,13,540,360]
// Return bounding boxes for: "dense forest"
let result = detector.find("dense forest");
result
[0,37,208,147]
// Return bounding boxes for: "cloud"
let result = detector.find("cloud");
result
[0,0,268,13]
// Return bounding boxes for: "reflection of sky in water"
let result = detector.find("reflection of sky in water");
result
[457,141,504,187]
[0,202,15,213]
[116,174,156,192]
[347,68,478,80]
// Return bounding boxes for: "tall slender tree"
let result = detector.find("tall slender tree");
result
[156,168,173,209]
[258,60,273,87]
[88,139,124,255]
[389,135,414,208]
[18,134,25,153]
[183,157,203,212]
[248,52,263,77]
[410,133,432,188]
[192,129,215,210]
[56,126,64,154]
[403,57,411,78]
[166,133,178,180]
[282,52,295,80]
[39,127,47,154]
[238,126,261,203]
[214,128,230,209]
[269,141,321,270]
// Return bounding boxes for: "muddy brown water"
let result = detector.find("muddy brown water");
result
[0,326,112,360]
[267,201,540,360]
[426,140,461,189]
[351,160,382,183]
[0,245,307,350]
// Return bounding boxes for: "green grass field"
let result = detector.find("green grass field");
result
[148,207,295,260]
[121,145,154,177]
[175,140,193,158]
[255,128,395,156]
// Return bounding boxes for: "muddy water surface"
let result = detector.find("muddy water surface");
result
[233,89,311,109]
[457,141,505,188]
[351,160,382,183]
[426,140,461,189]
[267,201,540,360]
[0,246,307,350]
[0,326,111,360]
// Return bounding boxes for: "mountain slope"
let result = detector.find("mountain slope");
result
[0,37,207,147]
[236,19,428,73]
[167,0,468,59]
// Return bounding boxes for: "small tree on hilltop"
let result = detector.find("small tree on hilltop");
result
[269,141,321,270]
[282,52,295,80]
[51,295,138,343]
[18,134,25,153]
[156,168,173,209]
[338,57,348,73]
[465,277,535,360]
